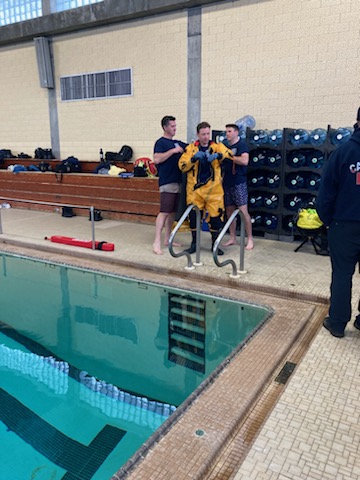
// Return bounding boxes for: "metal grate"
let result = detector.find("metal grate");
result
[274,361,297,385]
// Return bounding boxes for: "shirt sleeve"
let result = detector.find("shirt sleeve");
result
[154,138,168,154]
[236,141,249,155]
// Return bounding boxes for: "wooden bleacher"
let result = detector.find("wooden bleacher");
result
[0,159,159,223]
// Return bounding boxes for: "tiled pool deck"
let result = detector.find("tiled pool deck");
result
[1,208,360,480]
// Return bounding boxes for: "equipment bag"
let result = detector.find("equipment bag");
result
[35,148,55,160]
[133,157,157,177]
[55,156,82,174]
[104,146,133,163]
[89,209,103,221]
[0,149,16,163]
[62,207,76,217]
[38,161,52,172]
[118,145,133,162]
[297,207,323,230]
[105,151,118,163]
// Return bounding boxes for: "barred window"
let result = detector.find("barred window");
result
[60,69,133,101]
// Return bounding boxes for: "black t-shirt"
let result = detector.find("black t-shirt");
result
[222,139,249,186]
[154,137,187,186]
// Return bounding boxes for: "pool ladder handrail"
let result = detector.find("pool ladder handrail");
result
[213,209,247,277]
[0,196,98,250]
[168,204,202,270]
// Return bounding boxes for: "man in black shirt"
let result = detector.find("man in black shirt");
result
[153,116,187,255]
[222,124,254,250]
[317,107,360,338]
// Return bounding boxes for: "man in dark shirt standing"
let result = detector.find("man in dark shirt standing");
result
[222,124,254,249]
[153,115,187,255]
[317,107,360,338]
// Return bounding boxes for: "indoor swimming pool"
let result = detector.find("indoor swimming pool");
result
[0,252,271,479]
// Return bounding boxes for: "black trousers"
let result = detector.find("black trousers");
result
[327,220,360,331]
[188,208,223,232]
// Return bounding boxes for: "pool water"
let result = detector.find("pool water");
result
[0,253,270,479]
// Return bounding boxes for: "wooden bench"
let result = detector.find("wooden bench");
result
[0,158,134,174]
[0,166,159,224]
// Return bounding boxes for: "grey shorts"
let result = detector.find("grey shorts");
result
[224,183,248,207]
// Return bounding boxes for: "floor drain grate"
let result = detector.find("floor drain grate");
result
[275,361,297,385]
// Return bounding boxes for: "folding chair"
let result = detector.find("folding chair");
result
[294,225,325,254]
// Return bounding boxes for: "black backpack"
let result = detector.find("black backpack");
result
[55,156,81,174]
[104,151,118,163]
[133,165,147,177]
[62,207,76,217]
[0,149,16,160]
[118,145,133,162]
[105,146,133,163]
[35,148,55,160]
[38,161,52,172]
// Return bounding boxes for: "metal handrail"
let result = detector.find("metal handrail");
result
[168,204,202,270]
[0,196,97,250]
[213,209,247,277]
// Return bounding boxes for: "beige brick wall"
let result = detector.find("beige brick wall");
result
[202,0,360,131]
[1,2,359,159]
[0,43,50,157]
[54,13,188,160]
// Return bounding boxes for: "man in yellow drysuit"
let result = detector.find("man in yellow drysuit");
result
[179,121,234,255]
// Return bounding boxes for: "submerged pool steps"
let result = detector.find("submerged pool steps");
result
[170,347,205,366]
[170,319,205,334]
[170,332,204,349]
[170,307,205,323]
[168,293,206,373]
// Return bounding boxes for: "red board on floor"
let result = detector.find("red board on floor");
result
[45,235,115,251]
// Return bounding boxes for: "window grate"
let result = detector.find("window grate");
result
[60,68,133,102]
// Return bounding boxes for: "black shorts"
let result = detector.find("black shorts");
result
[160,192,180,213]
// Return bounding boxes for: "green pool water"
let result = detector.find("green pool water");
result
[0,253,270,479]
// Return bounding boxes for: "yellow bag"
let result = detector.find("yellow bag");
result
[297,208,323,230]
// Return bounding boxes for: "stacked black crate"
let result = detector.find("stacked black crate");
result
[247,129,284,239]
[281,128,331,239]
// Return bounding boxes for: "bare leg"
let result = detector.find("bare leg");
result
[222,205,237,246]
[164,212,182,247]
[239,204,254,250]
[153,212,168,255]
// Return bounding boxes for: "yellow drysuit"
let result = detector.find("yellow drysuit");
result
[179,140,233,230]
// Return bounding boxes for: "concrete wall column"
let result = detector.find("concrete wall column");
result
[47,39,60,158]
[187,7,201,142]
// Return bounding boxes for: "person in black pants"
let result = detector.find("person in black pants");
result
[316,107,360,338]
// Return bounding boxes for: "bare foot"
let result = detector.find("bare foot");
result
[245,239,254,250]
[153,243,163,255]
[222,239,237,247]
[164,241,182,247]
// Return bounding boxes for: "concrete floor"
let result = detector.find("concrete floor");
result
[1,207,360,480]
